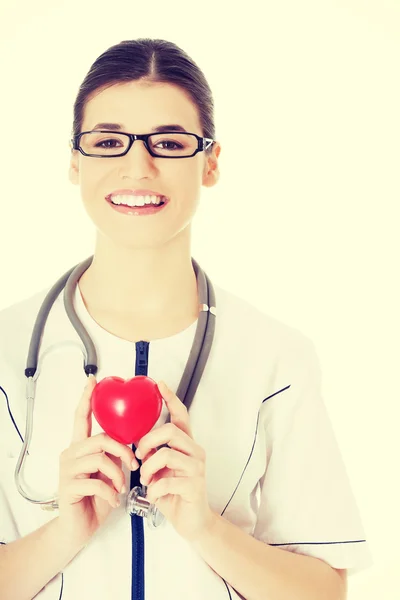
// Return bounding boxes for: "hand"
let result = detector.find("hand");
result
[135,381,215,543]
[56,375,140,546]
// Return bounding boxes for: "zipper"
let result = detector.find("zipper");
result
[131,340,149,600]
[136,341,149,376]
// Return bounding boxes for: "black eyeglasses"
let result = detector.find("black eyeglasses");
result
[70,130,215,159]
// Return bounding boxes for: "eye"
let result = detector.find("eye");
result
[95,138,123,149]
[155,140,184,150]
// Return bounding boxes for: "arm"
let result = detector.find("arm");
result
[191,510,347,600]
[0,517,87,600]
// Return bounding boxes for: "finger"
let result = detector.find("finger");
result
[65,453,127,494]
[140,447,201,486]
[72,432,140,471]
[133,438,158,461]
[136,423,201,463]
[157,381,193,438]
[71,375,97,444]
[146,476,200,504]
[62,476,121,508]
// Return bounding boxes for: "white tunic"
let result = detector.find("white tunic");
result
[0,279,373,599]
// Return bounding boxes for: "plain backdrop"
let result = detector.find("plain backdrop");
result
[0,1,399,598]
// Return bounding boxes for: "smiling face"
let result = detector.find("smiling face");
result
[69,80,221,250]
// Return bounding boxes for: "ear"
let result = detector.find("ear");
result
[202,142,221,189]
[68,143,80,186]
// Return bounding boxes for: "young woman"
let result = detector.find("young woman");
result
[0,38,371,600]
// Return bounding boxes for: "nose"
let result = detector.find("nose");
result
[120,137,156,177]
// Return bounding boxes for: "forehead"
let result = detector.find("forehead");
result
[82,81,202,133]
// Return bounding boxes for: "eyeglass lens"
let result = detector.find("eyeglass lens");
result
[79,132,198,157]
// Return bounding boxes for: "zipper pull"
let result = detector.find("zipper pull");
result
[136,341,149,373]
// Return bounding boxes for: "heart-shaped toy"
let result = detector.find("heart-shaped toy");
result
[91,375,163,445]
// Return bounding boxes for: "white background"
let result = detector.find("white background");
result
[0,1,399,597]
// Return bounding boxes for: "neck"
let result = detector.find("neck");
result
[78,228,199,321]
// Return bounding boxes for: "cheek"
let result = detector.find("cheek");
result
[78,166,114,215]
[80,165,110,197]
[169,160,204,196]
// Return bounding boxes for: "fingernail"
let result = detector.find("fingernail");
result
[131,460,139,470]
[114,497,121,507]
[120,483,127,494]
[135,448,142,459]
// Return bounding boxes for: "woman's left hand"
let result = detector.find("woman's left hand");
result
[134,381,215,543]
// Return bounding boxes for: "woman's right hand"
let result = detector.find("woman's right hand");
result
[55,375,141,546]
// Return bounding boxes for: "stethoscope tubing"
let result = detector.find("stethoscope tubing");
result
[15,256,216,510]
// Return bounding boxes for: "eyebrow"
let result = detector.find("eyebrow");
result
[91,122,189,133]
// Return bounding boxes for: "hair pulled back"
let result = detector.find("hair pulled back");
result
[71,38,216,153]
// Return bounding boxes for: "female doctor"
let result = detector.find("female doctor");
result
[0,38,372,600]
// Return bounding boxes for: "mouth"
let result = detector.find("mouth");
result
[105,194,169,216]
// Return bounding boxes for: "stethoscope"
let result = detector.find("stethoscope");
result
[14,255,216,528]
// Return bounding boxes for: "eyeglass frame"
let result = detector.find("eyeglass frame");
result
[70,130,215,159]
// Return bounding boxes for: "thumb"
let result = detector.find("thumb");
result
[71,375,97,444]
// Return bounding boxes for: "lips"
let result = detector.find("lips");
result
[105,195,169,216]
[106,188,166,200]
[105,196,169,207]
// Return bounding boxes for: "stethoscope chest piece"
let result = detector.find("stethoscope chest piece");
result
[126,485,166,528]
[18,254,216,522]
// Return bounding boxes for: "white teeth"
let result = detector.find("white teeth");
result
[110,194,165,207]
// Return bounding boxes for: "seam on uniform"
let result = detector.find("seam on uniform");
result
[222,578,233,599]
[58,573,64,600]
[269,540,367,546]
[262,384,291,403]
[0,385,24,444]
[220,385,291,517]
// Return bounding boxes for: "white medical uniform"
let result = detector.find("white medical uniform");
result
[0,279,373,599]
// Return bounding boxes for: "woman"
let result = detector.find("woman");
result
[0,38,372,600]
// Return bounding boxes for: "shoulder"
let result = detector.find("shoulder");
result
[0,287,60,451]
[214,283,317,365]
[0,287,52,349]
[0,285,65,387]
[0,287,51,325]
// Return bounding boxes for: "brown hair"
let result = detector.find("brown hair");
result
[71,38,216,152]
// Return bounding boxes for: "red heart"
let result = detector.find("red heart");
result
[91,376,163,445]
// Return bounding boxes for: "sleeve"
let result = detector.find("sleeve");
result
[0,383,22,545]
[252,338,373,576]
[0,473,21,545]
